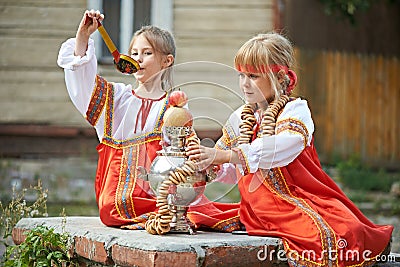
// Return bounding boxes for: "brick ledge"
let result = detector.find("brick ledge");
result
[12,217,400,267]
[12,217,284,267]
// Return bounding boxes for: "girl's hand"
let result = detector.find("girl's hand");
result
[186,145,231,170]
[78,10,104,38]
[74,10,104,57]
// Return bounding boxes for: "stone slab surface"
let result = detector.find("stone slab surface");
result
[12,217,400,267]
[13,217,283,266]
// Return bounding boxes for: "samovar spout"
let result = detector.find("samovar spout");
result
[137,166,148,181]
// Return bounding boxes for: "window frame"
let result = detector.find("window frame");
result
[87,0,173,63]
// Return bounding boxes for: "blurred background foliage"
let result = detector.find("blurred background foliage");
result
[318,0,399,24]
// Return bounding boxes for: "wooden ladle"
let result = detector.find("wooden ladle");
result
[84,15,140,74]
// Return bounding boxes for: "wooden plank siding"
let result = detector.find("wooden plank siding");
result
[0,0,87,126]
[174,0,274,65]
[295,49,400,168]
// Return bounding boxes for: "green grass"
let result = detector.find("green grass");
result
[336,155,399,192]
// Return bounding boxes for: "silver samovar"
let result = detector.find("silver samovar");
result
[138,125,209,234]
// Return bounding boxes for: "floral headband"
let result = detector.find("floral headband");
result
[236,64,298,95]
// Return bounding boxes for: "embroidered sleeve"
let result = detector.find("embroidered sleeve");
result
[85,75,109,126]
[275,98,314,147]
[215,123,239,150]
[214,121,251,176]
[276,118,309,148]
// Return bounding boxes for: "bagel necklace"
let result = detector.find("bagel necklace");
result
[239,94,290,144]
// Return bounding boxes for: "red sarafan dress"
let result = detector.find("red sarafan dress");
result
[57,38,240,230]
[214,98,393,267]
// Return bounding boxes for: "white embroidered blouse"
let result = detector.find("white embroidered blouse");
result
[216,99,315,176]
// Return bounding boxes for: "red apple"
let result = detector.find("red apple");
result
[168,91,188,107]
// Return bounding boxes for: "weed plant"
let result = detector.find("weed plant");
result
[3,224,76,267]
[0,180,78,266]
[0,180,48,250]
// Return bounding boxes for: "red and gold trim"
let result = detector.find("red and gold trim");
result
[260,168,338,267]
[86,75,109,126]
[102,132,162,149]
[120,212,152,230]
[104,80,114,137]
[115,146,139,219]
[211,215,242,232]
[215,123,239,150]
[276,118,309,147]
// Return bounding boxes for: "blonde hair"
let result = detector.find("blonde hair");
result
[128,26,176,91]
[234,32,295,99]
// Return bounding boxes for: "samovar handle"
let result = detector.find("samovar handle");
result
[137,166,148,181]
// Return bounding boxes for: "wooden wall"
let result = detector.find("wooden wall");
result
[295,49,400,168]
[284,0,400,57]
[174,0,274,65]
[0,0,87,126]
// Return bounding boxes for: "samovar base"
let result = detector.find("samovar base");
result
[169,206,195,235]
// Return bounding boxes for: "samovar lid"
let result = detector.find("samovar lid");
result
[164,126,193,137]
[156,149,186,157]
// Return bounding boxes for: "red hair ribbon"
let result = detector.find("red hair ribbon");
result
[286,69,297,95]
[236,64,289,74]
[236,64,297,94]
